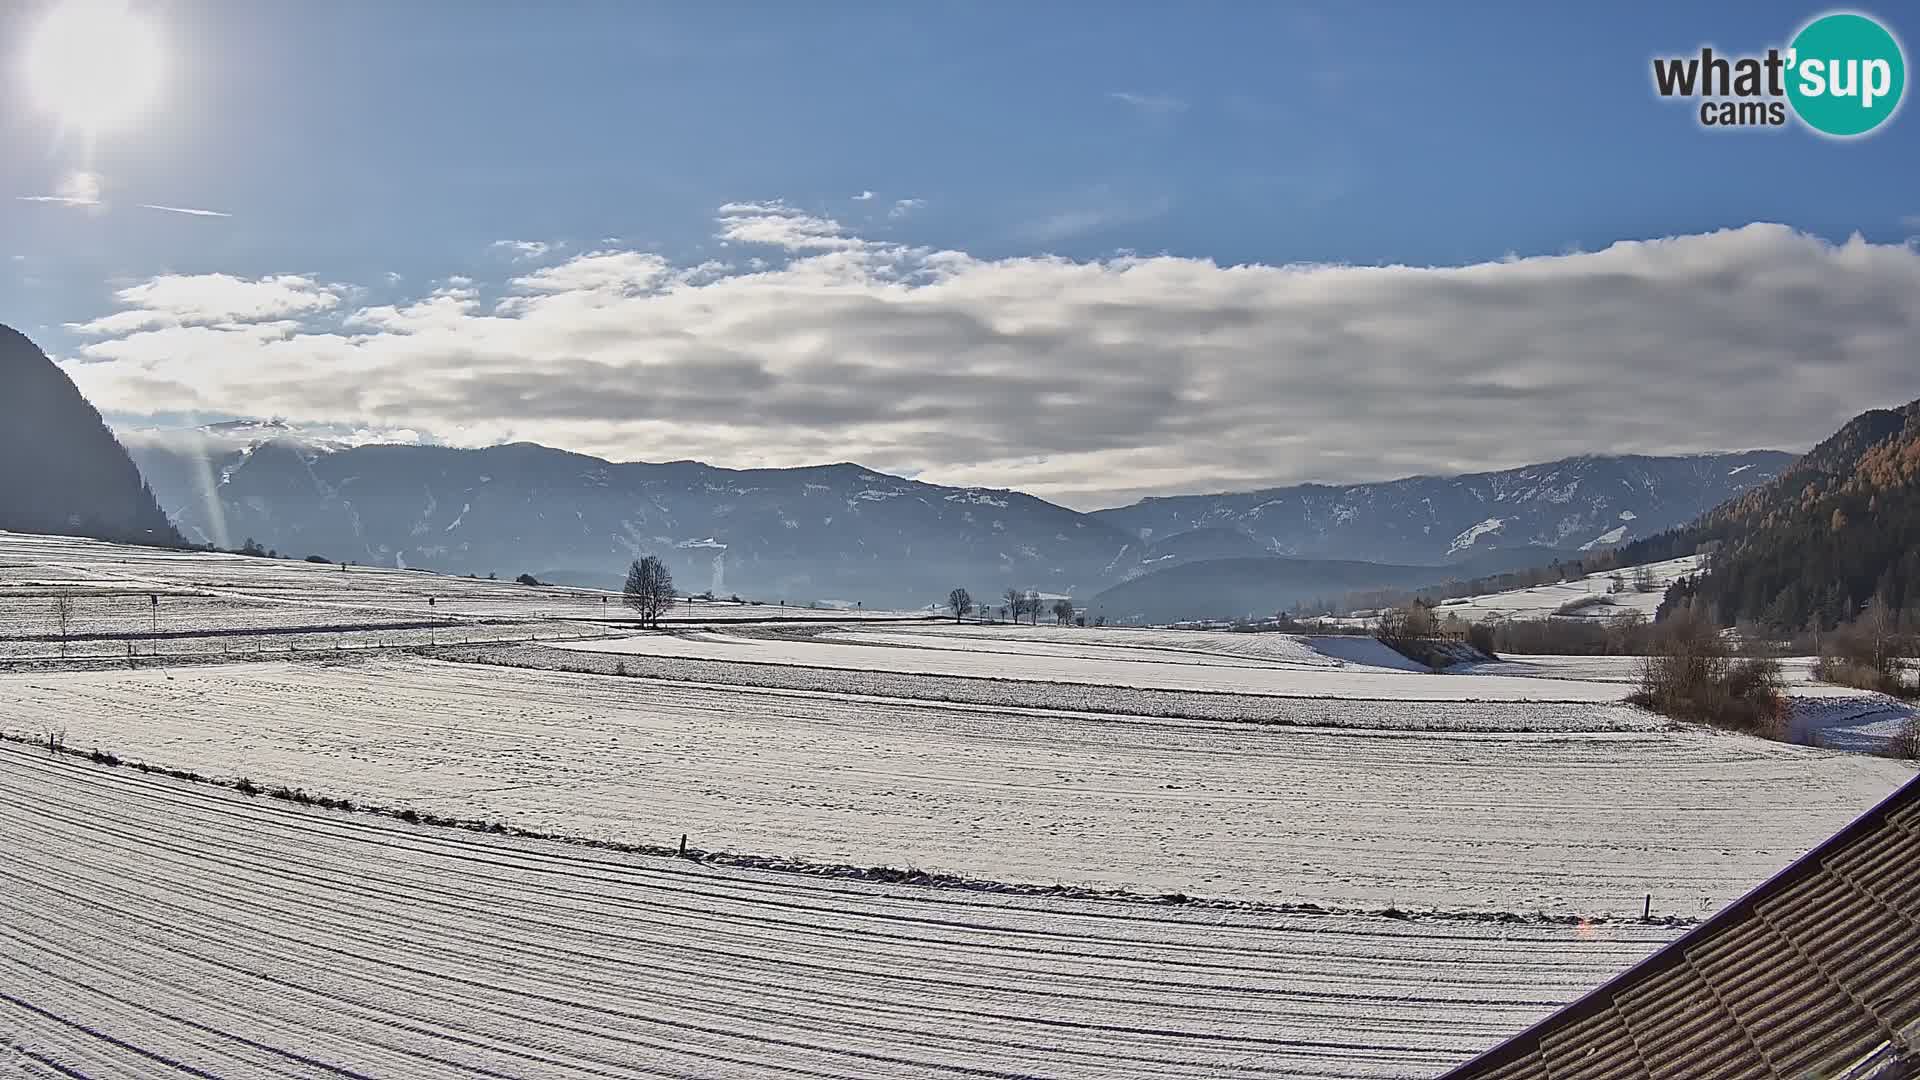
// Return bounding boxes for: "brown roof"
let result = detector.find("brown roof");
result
[1438,774,1920,1080]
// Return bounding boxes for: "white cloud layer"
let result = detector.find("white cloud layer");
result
[69,273,342,336]
[59,212,1920,509]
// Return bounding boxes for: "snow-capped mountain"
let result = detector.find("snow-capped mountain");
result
[1089,452,1794,566]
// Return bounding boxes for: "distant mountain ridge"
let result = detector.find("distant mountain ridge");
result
[1090,452,1793,566]
[122,433,1133,607]
[122,421,1794,611]
[0,324,180,547]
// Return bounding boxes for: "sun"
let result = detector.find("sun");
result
[23,0,165,135]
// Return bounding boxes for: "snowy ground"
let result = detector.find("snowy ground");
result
[0,743,1685,1080]
[1459,653,1846,686]
[441,642,1664,731]
[4,655,1908,917]
[557,626,1629,702]
[1787,694,1919,753]
[1429,555,1703,624]
[1464,653,1913,754]
[0,531,933,626]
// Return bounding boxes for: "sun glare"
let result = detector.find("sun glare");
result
[24,0,165,135]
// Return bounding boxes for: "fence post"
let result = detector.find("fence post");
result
[678,833,688,858]
[1644,893,1652,921]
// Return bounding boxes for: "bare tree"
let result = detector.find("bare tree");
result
[1003,587,1025,624]
[1633,565,1658,594]
[1052,598,1075,626]
[1025,590,1042,626]
[947,588,974,623]
[52,595,74,658]
[623,556,676,629]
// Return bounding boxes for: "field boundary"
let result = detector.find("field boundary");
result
[425,642,1668,732]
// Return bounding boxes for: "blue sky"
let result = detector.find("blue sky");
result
[5,1,1919,506]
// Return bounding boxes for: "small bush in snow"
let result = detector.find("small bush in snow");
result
[1630,606,1787,738]
[1889,715,1920,760]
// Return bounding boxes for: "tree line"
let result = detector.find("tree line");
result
[945,587,1082,625]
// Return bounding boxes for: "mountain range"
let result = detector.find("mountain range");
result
[1089,451,1794,563]
[119,416,1789,614]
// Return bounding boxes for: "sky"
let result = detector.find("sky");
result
[3,1,1919,510]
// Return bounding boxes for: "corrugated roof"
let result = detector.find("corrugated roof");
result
[1438,773,1920,1080]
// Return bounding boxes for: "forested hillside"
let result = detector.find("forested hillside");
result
[0,324,180,547]
[1617,399,1920,630]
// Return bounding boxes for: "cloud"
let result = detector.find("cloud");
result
[67,273,343,335]
[889,198,926,220]
[1108,91,1188,116]
[17,170,103,207]
[715,200,863,251]
[507,250,674,295]
[853,191,875,202]
[62,214,1920,509]
[492,239,557,261]
[140,203,232,218]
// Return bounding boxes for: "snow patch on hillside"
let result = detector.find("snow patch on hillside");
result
[1448,517,1507,554]
[1581,525,1628,550]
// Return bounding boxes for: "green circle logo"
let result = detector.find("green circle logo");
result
[1786,12,1906,137]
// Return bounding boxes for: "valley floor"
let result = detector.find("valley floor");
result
[3,653,1907,916]
[1,532,1914,1078]
[0,742,1678,1080]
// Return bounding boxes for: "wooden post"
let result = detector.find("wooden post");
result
[678,834,688,858]
[1644,893,1652,921]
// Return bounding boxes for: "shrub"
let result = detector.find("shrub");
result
[1375,601,1453,669]
[514,573,545,587]
[1813,654,1893,693]
[1630,607,1787,737]
[1889,714,1920,760]
[1554,594,1615,616]
[304,554,331,564]
[1465,622,1499,660]
[1813,602,1913,697]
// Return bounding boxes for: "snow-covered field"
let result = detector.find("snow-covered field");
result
[0,743,1685,1079]
[2,533,1914,1078]
[1430,555,1702,623]
[558,626,1629,702]
[5,655,1908,917]
[0,531,932,627]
